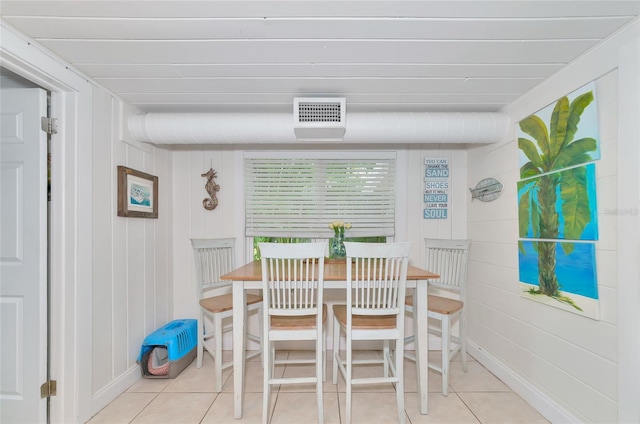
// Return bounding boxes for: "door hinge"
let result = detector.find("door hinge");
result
[40,380,57,398]
[41,117,58,135]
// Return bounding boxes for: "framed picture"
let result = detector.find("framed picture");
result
[117,166,158,218]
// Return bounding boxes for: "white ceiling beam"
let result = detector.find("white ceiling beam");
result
[76,63,563,79]
[36,39,599,64]
[2,1,638,18]
[6,16,632,40]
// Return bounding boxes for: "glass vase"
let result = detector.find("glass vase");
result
[330,228,346,259]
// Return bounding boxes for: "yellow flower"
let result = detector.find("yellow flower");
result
[329,221,351,230]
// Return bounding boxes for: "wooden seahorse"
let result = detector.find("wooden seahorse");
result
[201,168,220,210]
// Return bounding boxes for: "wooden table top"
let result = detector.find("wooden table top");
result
[221,260,439,281]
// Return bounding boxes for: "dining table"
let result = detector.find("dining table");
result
[221,259,438,419]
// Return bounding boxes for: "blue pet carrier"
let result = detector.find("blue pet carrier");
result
[137,319,197,378]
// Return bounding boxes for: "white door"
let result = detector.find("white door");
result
[0,87,48,423]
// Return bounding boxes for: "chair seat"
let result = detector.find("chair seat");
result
[199,293,263,314]
[271,304,328,329]
[406,294,463,315]
[332,304,397,329]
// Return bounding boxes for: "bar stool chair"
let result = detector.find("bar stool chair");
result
[191,238,263,392]
[259,242,327,424]
[332,241,411,424]
[405,238,471,396]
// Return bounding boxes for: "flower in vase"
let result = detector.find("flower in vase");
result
[328,221,350,258]
[329,221,351,236]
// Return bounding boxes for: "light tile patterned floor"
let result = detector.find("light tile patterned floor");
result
[88,351,549,424]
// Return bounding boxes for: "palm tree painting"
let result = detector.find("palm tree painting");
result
[518,240,599,318]
[518,164,598,241]
[517,82,600,317]
[518,82,600,174]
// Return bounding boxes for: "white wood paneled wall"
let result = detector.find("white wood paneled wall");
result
[90,90,172,414]
[466,21,640,424]
[171,146,241,322]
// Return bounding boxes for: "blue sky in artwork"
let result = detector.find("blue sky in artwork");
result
[517,164,598,241]
[557,164,598,240]
[519,240,599,299]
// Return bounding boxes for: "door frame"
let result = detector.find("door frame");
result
[1,23,93,423]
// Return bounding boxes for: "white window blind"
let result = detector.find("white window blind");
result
[245,154,396,238]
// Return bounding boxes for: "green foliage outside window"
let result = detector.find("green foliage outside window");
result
[253,237,310,260]
[253,236,386,260]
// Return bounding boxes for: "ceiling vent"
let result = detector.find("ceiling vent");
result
[293,97,346,140]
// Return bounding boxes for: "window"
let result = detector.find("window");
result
[252,236,311,260]
[245,152,396,239]
[251,235,385,260]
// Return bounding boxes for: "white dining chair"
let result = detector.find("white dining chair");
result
[259,241,327,424]
[191,238,263,392]
[405,238,471,396]
[332,241,411,424]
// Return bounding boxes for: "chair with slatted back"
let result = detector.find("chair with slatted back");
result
[259,241,327,424]
[191,238,263,392]
[332,241,411,424]
[405,238,471,396]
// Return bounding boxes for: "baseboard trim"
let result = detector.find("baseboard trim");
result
[467,339,580,423]
[90,366,141,417]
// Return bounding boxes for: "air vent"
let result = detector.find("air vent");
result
[297,101,342,122]
[293,98,346,139]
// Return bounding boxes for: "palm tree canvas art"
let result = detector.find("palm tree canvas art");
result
[517,82,600,318]
[519,240,598,318]
[518,164,598,241]
[517,82,600,173]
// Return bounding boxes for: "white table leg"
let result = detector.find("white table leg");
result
[233,282,247,418]
[415,280,429,414]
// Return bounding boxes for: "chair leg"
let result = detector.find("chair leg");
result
[196,312,205,369]
[383,340,390,377]
[259,304,264,369]
[460,311,468,373]
[316,331,324,424]
[441,316,450,396]
[262,339,272,424]
[332,317,339,385]
[213,313,224,393]
[271,344,276,377]
[345,335,353,424]
[322,325,327,383]
[395,336,405,424]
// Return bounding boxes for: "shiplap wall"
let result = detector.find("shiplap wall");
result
[90,90,172,414]
[465,21,640,424]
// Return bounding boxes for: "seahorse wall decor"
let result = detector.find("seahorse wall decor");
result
[201,168,220,210]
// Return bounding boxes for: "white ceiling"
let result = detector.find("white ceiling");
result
[2,1,639,114]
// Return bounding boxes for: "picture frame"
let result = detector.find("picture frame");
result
[117,166,158,218]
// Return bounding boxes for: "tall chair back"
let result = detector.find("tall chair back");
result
[424,238,471,299]
[346,241,410,319]
[260,242,325,320]
[192,238,235,297]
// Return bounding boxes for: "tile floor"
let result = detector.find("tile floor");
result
[88,350,549,424]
